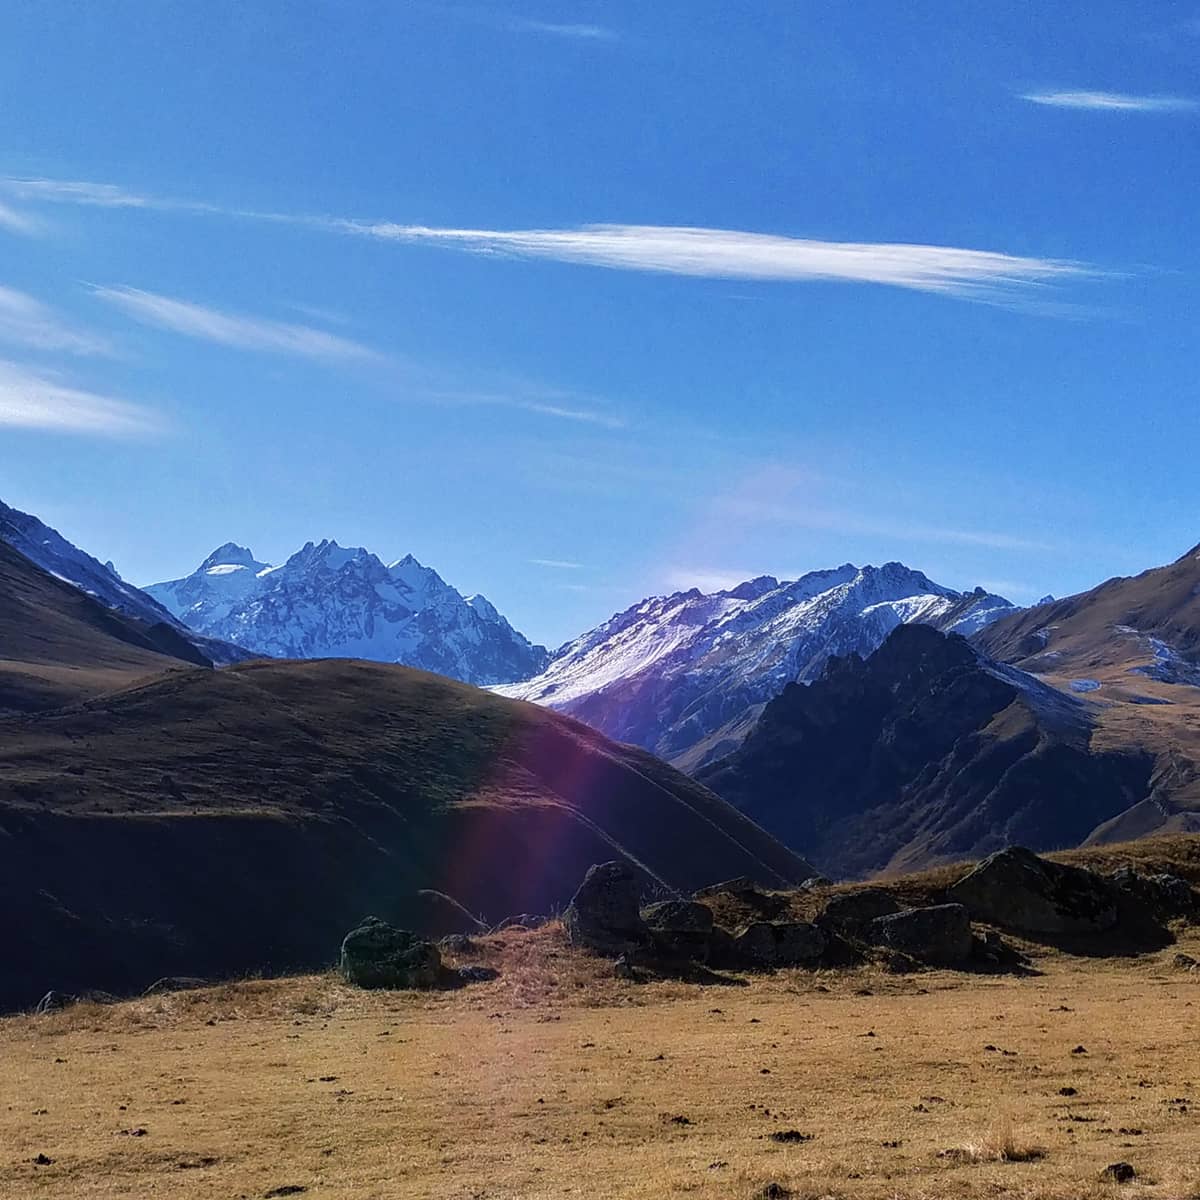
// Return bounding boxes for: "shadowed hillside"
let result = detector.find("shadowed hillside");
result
[0,657,812,1011]
[701,625,1152,877]
[0,540,211,714]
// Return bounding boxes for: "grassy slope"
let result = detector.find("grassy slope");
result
[0,540,207,713]
[0,657,812,1010]
[3,834,1200,1200]
[976,545,1200,827]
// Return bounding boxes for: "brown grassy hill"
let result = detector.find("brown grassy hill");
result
[975,543,1200,838]
[0,657,813,1011]
[0,540,211,713]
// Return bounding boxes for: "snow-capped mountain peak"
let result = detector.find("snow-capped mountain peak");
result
[199,542,266,572]
[147,540,546,685]
[496,563,1015,769]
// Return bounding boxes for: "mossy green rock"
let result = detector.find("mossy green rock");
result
[339,916,441,989]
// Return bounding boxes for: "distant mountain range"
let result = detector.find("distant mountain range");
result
[497,564,1015,770]
[147,540,548,686]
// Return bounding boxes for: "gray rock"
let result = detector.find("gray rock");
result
[643,900,714,932]
[1101,1162,1136,1184]
[1146,873,1197,915]
[613,954,640,981]
[732,921,826,968]
[1172,952,1197,971]
[563,862,650,955]
[339,917,442,989]
[643,899,715,962]
[1108,866,1195,916]
[865,904,973,966]
[454,965,499,983]
[817,888,902,933]
[438,934,479,954]
[949,846,1117,936]
[800,875,833,891]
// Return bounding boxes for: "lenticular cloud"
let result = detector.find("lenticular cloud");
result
[337,221,1093,300]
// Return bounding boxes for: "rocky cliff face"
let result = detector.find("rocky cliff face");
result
[700,624,1153,878]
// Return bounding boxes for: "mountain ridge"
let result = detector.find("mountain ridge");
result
[148,539,548,686]
[700,623,1154,878]
[498,563,1016,770]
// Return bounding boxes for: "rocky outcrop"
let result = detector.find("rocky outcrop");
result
[731,921,826,968]
[339,917,442,989]
[864,904,973,966]
[1107,866,1197,919]
[817,889,902,933]
[643,901,715,962]
[563,862,651,955]
[949,847,1118,936]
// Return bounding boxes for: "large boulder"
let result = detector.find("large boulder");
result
[563,862,650,955]
[865,903,973,966]
[732,921,826,968]
[643,900,714,962]
[817,888,902,934]
[339,917,442,989]
[949,846,1117,936]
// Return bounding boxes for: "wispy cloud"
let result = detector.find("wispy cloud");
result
[0,200,41,236]
[433,386,627,428]
[0,286,113,357]
[530,557,584,570]
[0,359,160,438]
[1021,89,1198,113]
[7,176,1101,306]
[334,221,1096,302]
[2,177,158,208]
[510,19,616,40]
[90,285,384,363]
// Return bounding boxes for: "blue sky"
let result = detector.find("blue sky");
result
[1,2,1197,648]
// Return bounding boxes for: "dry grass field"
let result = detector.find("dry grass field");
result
[3,920,1200,1200]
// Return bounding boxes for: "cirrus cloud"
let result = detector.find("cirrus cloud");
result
[1021,89,1198,112]
[0,359,160,438]
[333,221,1096,302]
[90,285,384,363]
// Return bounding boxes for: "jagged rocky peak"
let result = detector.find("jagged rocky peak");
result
[147,537,547,686]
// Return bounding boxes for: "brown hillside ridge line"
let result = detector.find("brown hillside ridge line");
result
[0,655,814,1011]
[2,905,1199,1199]
[976,540,1200,831]
[0,539,210,713]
